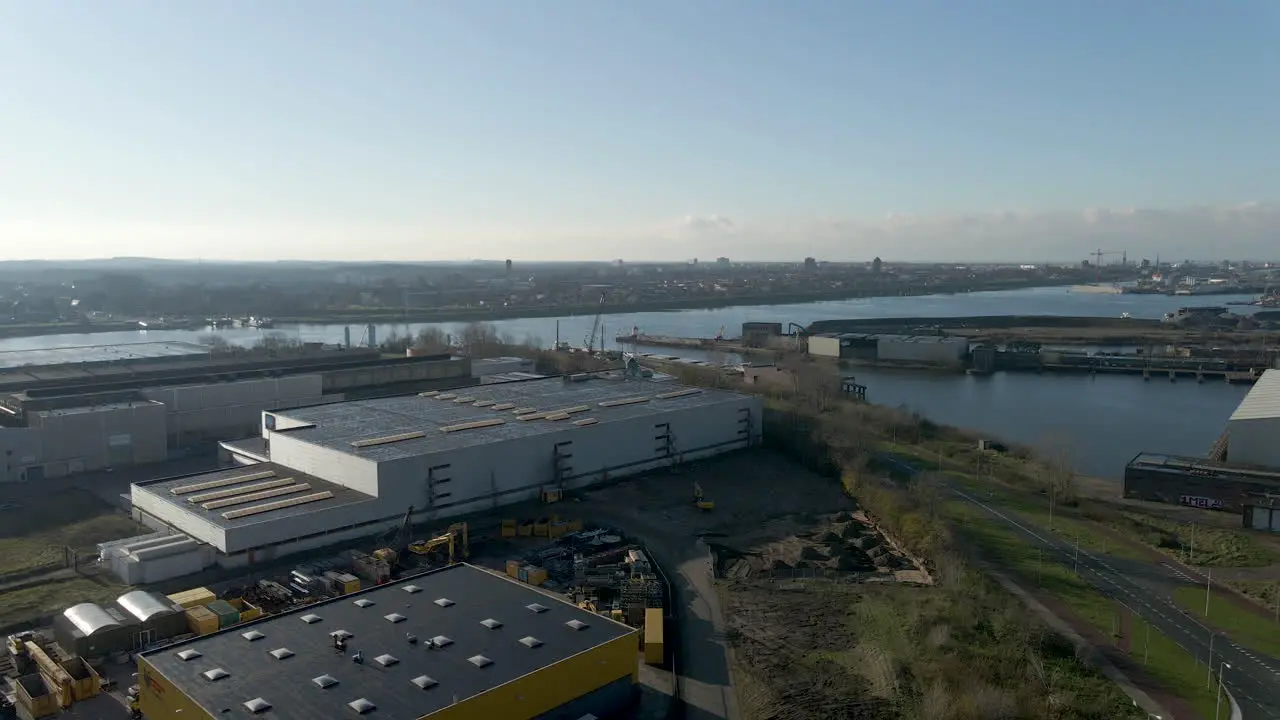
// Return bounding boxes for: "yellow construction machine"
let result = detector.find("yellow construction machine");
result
[693,481,714,512]
[540,487,564,504]
[408,522,470,565]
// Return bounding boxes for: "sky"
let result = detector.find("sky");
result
[2,1,1278,264]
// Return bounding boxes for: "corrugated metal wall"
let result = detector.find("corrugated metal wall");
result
[1227,417,1280,468]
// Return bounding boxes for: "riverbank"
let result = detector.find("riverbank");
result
[0,277,1076,341]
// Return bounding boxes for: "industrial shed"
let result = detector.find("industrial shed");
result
[54,592,189,658]
[1226,369,1280,468]
[136,564,639,720]
[131,375,761,568]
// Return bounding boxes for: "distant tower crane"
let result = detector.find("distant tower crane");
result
[585,291,607,354]
[1090,249,1125,283]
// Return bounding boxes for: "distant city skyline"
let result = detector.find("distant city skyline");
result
[2,2,1278,263]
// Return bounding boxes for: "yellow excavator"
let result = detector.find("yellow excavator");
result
[693,481,715,512]
[408,522,470,565]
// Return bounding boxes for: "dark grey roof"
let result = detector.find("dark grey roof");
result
[132,462,375,530]
[142,564,634,719]
[274,376,746,462]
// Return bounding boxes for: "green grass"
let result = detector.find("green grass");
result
[0,577,127,628]
[1114,512,1278,568]
[1172,585,1280,659]
[0,490,145,575]
[943,499,1221,718]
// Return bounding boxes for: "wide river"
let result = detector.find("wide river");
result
[0,286,1263,479]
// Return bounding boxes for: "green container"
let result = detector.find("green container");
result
[206,600,240,629]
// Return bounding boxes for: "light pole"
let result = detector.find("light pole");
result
[1205,567,1212,618]
[1215,661,1231,719]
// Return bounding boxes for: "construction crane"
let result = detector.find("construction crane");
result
[584,291,607,354]
[373,506,414,566]
[408,522,470,565]
[1090,249,1126,283]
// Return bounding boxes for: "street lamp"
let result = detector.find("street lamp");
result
[1215,662,1231,720]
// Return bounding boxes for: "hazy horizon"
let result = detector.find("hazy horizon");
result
[3,2,1278,263]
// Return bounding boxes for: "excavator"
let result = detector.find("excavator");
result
[372,506,414,566]
[693,482,715,512]
[408,522,470,565]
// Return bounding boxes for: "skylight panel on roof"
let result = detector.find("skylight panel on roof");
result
[384,613,406,624]
[401,584,422,594]
[573,418,598,426]
[242,630,265,641]
[491,403,516,411]
[418,390,440,397]
[186,477,296,504]
[176,649,202,661]
[269,647,294,660]
[512,407,536,415]
[520,636,543,648]
[430,635,453,647]
[349,698,377,714]
[468,654,493,668]
[434,597,455,607]
[202,668,230,681]
[566,619,589,631]
[300,613,323,624]
[221,491,334,520]
[440,418,505,433]
[350,430,426,448]
[374,653,399,667]
[313,674,339,689]
[411,675,438,690]
[436,393,457,400]
[598,396,649,408]
[545,413,571,421]
[479,618,502,629]
[656,388,702,400]
[170,470,276,495]
[200,482,311,510]
[352,599,375,608]
[243,697,271,714]
[473,399,495,407]
[526,603,549,613]
[452,396,475,403]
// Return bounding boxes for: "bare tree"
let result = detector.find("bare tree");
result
[413,327,450,354]
[255,332,302,352]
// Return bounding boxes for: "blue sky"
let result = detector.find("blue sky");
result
[2,1,1278,262]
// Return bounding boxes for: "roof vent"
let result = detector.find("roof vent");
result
[241,630,265,642]
[348,698,377,715]
[520,636,543,648]
[269,648,295,660]
[566,619,590,631]
[526,603,549,614]
[374,653,399,667]
[402,584,423,594]
[353,598,375,608]
[176,649,202,661]
[243,697,272,714]
[330,629,354,640]
[202,668,230,682]
[434,597,454,607]
[430,635,453,647]
[468,654,493,668]
[384,613,407,624]
[411,675,438,690]
[312,674,339,689]
[480,618,502,630]
[301,613,322,624]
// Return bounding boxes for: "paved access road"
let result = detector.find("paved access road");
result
[953,487,1280,720]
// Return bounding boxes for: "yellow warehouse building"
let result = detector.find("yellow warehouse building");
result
[137,564,638,719]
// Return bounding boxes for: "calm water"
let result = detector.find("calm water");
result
[0,286,1261,478]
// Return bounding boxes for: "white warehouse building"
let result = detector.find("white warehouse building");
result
[128,374,762,574]
[1226,369,1280,468]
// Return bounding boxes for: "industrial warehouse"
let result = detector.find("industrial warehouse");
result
[0,340,480,483]
[1124,369,1280,511]
[806,332,970,366]
[135,564,639,720]
[119,374,761,582]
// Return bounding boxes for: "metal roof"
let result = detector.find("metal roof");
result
[141,564,635,720]
[271,376,749,463]
[64,603,124,637]
[1229,370,1280,422]
[116,590,180,622]
[132,463,375,531]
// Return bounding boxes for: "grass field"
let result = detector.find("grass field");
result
[0,490,145,575]
[945,500,1220,719]
[0,577,127,628]
[1173,585,1280,659]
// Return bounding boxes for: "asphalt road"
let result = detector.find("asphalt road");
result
[953,487,1280,720]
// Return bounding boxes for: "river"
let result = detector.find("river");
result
[0,286,1262,479]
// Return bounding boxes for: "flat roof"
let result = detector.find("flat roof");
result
[0,341,209,370]
[273,376,747,463]
[1229,369,1280,422]
[132,463,374,531]
[142,564,634,719]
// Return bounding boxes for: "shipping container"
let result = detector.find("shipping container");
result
[518,521,534,537]
[506,560,521,579]
[205,600,240,629]
[533,518,550,537]
[61,657,101,701]
[15,674,59,719]
[517,565,531,583]
[528,567,548,587]
[335,573,361,594]
[166,587,216,609]
[501,519,517,538]
[185,606,218,636]
[644,608,664,666]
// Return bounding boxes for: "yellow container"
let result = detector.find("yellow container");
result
[533,518,550,537]
[238,599,263,623]
[644,608,664,666]
[566,518,584,532]
[185,606,219,636]
[548,522,569,539]
[506,560,521,579]
[14,674,59,719]
[62,657,100,701]
[167,587,216,609]
[517,521,534,537]
[528,567,548,587]
[337,573,361,594]
[500,519,517,538]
